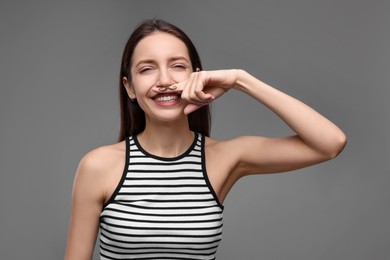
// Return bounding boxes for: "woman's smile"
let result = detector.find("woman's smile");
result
[153,93,182,106]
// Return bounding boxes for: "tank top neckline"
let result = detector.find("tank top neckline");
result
[132,132,199,161]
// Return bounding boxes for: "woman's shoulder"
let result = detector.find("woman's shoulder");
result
[70,141,128,222]
[76,140,126,181]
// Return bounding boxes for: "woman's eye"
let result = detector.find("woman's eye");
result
[139,67,154,73]
[172,64,186,70]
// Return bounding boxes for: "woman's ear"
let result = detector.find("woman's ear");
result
[122,77,136,100]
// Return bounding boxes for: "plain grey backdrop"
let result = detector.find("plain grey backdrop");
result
[1,1,389,259]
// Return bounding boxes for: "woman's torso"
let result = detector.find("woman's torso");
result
[98,133,233,259]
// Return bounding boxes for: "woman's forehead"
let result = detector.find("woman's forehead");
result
[132,32,190,63]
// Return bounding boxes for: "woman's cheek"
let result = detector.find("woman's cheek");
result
[133,76,158,92]
[173,72,191,83]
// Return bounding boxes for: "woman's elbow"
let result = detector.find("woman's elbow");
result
[325,132,347,160]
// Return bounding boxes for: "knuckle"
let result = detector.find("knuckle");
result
[194,89,203,95]
[189,93,198,100]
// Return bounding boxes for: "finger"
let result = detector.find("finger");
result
[184,103,202,115]
[188,70,200,100]
[179,73,195,101]
[183,95,215,115]
[171,81,184,94]
[189,71,215,103]
[180,72,198,103]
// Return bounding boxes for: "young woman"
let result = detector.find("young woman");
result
[65,19,346,260]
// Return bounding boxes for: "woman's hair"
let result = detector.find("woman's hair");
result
[118,19,211,141]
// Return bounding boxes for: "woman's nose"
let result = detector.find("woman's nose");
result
[156,69,174,87]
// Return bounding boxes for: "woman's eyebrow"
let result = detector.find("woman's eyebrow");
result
[168,56,189,63]
[134,59,156,68]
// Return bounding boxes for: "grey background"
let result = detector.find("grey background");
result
[0,1,389,259]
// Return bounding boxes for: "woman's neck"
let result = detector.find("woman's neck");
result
[137,117,195,158]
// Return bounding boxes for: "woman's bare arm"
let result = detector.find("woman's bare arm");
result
[64,150,107,260]
[179,69,346,177]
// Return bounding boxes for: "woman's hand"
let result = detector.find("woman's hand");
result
[176,69,239,114]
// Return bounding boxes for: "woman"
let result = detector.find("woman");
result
[65,19,346,260]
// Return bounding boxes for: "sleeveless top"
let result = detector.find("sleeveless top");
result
[99,132,224,260]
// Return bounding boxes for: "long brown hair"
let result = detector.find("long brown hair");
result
[118,19,211,142]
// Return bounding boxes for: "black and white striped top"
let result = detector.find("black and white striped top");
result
[99,132,224,260]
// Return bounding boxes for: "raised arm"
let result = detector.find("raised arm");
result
[179,69,347,176]
[236,69,346,170]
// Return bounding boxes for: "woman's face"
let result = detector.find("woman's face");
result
[124,31,193,122]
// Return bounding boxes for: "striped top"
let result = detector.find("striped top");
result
[99,132,224,260]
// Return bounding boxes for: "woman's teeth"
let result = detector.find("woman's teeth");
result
[155,95,178,102]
